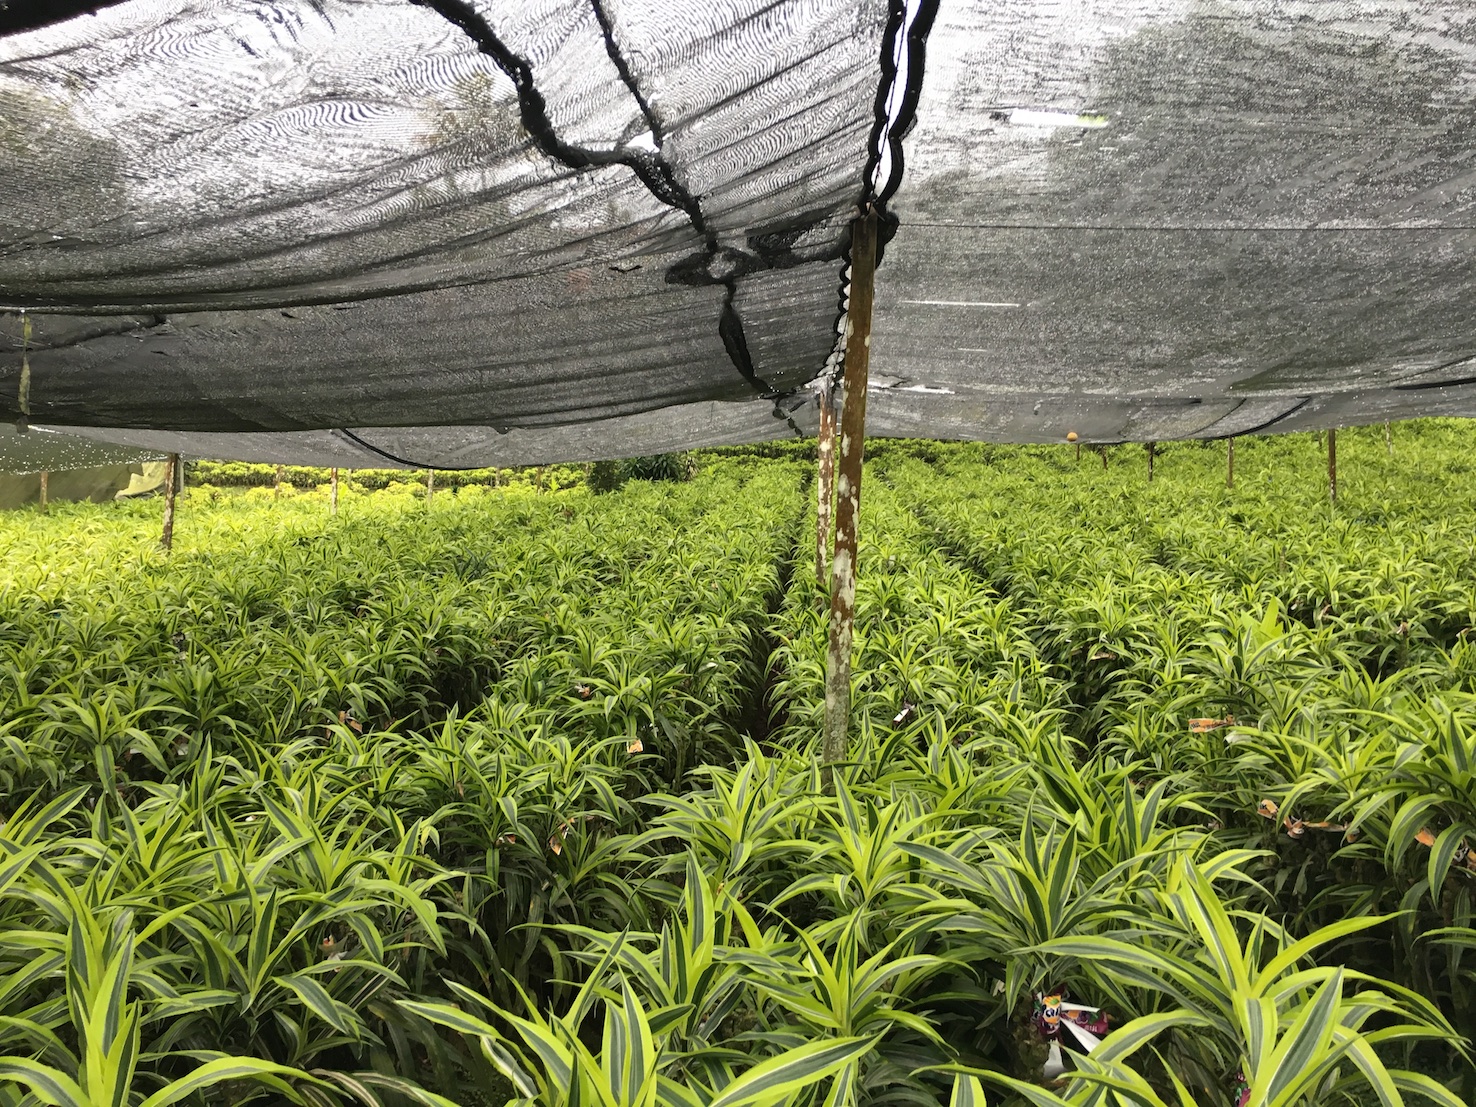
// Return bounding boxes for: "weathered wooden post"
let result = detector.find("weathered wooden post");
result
[274,464,284,500]
[1226,437,1235,489]
[1100,446,1108,471]
[1327,428,1337,504]
[17,312,31,425]
[330,467,340,515]
[38,470,47,513]
[821,209,878,779]
[1146,441,1156,482]
[160,453,179,552]
[815,378,837,588]
[426,469,435,503]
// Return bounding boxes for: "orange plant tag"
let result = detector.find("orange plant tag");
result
[1190,717,1234,733]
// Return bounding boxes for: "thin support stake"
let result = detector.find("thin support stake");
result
[274,464,284,500]
[1146,441,1155,482]
[160,453,179,552]
[815,379,838,588]
[330,467,340,515]
[1227,437,1235,489]
[426,469,435,503]
[821,209,878,779]
[38,470,47,513]
[1385,421,1392,456]
[1327,428,1337,504]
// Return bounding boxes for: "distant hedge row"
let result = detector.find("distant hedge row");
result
[187,460,587,491]
[190,444,831,494]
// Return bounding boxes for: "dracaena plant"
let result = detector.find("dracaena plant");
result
[0,895,314,1107]
[6,429,1476,1107]
[1033,859,1465,1106]
[400,935,872,1107]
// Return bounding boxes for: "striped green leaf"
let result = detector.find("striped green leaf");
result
[706,1036,873,1107]
[137,1056,307,1107]
[948,1072,988,1107]
[0,1058,88,1107]
[274,973,355,1036]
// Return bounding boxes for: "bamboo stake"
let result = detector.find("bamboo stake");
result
[426,469,435,503]
[815,378,837,588]
[330,467,339,515]
[821,209,878,778]
[160,453,178,552]
[1227,437,1235,489]
[274,464,284,500]
[38,470,47,513]
[1327,428,1337,504]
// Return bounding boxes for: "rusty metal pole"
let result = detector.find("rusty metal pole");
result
[160,453,179,552]
[1327,428,1337,504]
[821,209,878,778]
[815,378,838,588]
[330,467,339,515]
[1227,437,1235,489]
[38,470,47,513]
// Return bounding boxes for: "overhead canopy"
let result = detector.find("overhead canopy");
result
[865,0,1476,443]
[2,0,1475,470]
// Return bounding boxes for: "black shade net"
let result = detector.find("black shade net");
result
[2,0,1474,471]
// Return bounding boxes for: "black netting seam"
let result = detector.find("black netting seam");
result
[411,0,797,412]
[585,0,803,411]
[1232,398,1312,437]
[586,0,701,230]
[409,0,696,219]
[334,428,484,470]
[824,0,939,391]
[1391,353,1476,391]
[770,392,809,438]
[865,0,940,211]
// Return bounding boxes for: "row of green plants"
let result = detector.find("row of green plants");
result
[751,424,1474,1104]
[185,453,700,498]
[0,461,822,1105]
[0,424,1474,1107]
[185,462,588,494]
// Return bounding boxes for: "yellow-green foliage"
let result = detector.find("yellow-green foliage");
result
[0,426,1474,1107]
